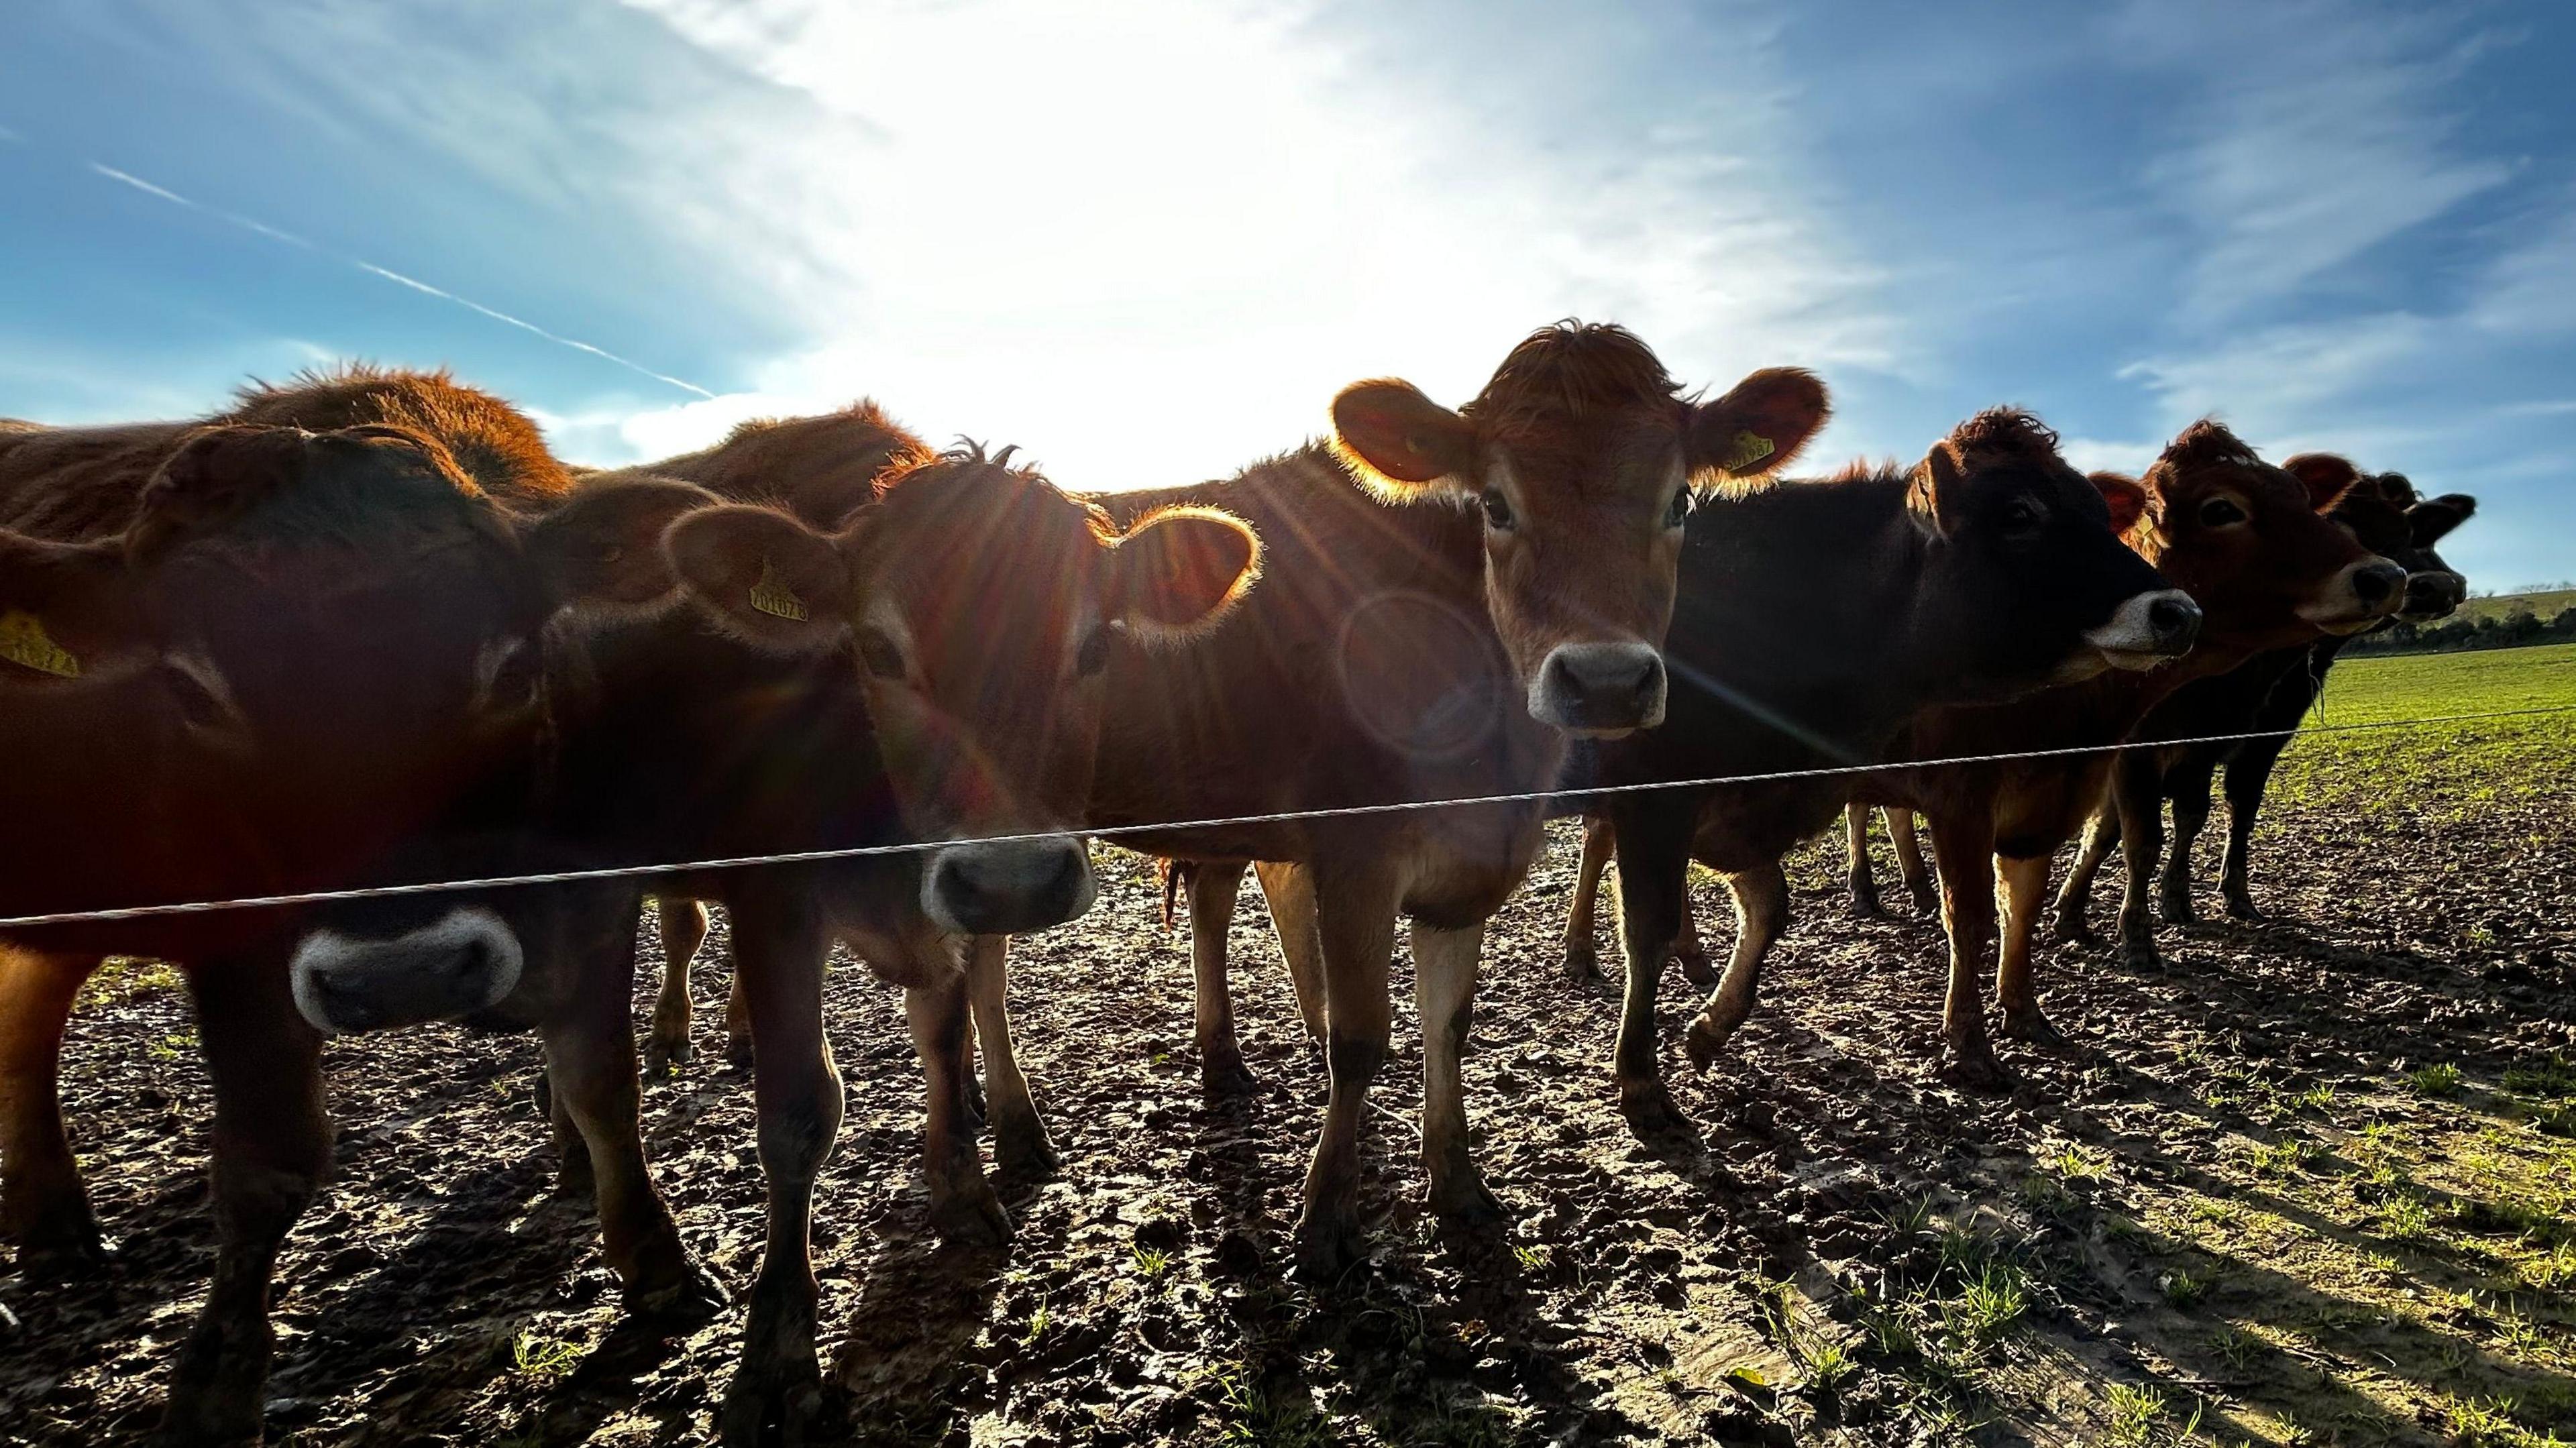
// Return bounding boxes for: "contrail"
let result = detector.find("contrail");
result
[84,162,714,400]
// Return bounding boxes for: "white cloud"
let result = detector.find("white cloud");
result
[2059,437,2159,476]
[2112,0,2512,322]
[567,0,1896,486]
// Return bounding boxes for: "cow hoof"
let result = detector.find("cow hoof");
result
[629,1263,728,1324]
[1848,892,1887,922]
[1200,1054,1260,1099]
[1909,887,1941,917]
[2000,1008,2068,1049]
[530,1072,554,1118]
[1937,1046,2013,1094]
[10,1215,114,1282]
[153,1394,262,1448]
[717,1357,824,1448]
[993,1113,1061,1181]
[2159,893,2197,926]
[2049,913,2096,946]
[1429,1170,1505,1228]
[928,1181,1014,1247]
[724,1034,755,1070]
[553,1150,598,1205]
[1682,1012,1742,1070]
[1675,950,1720,990]
[1563,942,1601,982]
[1292,1211,1367,1283]
[2224,893,2263,922]
[2121,939,2163,973]
[642,1032,692,1076]
[1617,1076,1691,1136]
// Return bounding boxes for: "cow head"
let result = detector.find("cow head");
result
[1330,321,1828,736]
[667,445,1260,936]
[2311,468,2477,622]
[0,423,714,1033]
[2125,423,2404,661]
[1897,408,2199,692]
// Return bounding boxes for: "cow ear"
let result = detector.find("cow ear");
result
[524,475,718,610]
[2280,453,2361,513]
[2409,493,2477,547]
[1110,506,1262,645]
[1688,367,1829,479]
[663,504,860,653]
[1330,380,1479,497]
[125,425,317,559]
[0,532,146,684]
[2092,471,2148,535]
[1906,441,1971,537]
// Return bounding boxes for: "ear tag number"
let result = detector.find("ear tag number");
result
[1725,432,1776,471]
[750,560,808,622]
[0,610,80,677]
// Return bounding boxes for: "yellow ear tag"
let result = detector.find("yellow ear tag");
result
[749,560,808,622]
[0,609,81,678]
[1724,432,1776,471]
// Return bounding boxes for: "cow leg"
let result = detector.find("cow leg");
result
[1607,798,1697,1133]
[1671,879,1719,988]
[722,967,755,1068]
[158,957,330,1447]
[1683,860,1788,1068]
[1294,861,1398,1280]
[2049,808,2116,944]
[547,1057,596,1202]
[2160,755,2216,924]
[0,948,107,1275]
[1843,803,1885,920]
[2219,743,2284,920]
[1185,859,1258,1095]
[1996,853,2065,1046]
[1254,860,1328,1052]
[905,970,1006,1245]
[1925,811,2009,1092]
[966,934,1055,1178]
[2111,751,2167,971]
[1886,810,1937,915]
[718,895,851,1448]
[543,907,716,1319]
[1413,919,1501,1225]
[1563,816,1615,978]
[644,896,712,1074]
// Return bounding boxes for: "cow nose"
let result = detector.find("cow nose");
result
[924,838,1098,936]
[2404,570,2465,618]
[2352,559,2405,610]
[1531,642,1668,734]
[2147,594,2202,651]
[286,906,525,1035]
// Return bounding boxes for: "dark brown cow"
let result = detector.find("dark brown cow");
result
[291,422,1262,1444]
[0,372,716,1444]
[1834,423,2404,1087]
[1552,410,2198,1127]
[951,322,1831,1277]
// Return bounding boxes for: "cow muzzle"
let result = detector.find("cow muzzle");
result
[922,837,1098,936]
[2402,569,2467,621]
[288,905,525,1035]
[2302,558,2408,633]
[2084,588,2202,671]
[1529,641,1668,735]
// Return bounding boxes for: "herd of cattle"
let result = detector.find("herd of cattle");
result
[0,321,2475,1443]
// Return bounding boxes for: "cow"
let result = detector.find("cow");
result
[2044,471,2476,930]
[0,372,722,1444]
[285,413,1263,1445]
[943,321,1834,1278]
[1821,423,2403,1089]
[1543,409,2198,1127]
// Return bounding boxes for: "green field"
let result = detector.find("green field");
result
[2270,642,2576,823]
[2453,592,2576,628]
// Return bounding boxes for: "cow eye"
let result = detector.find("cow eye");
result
[1665,488,1692,529]
[1074,625,1112,678]
[2003,498,2045,533]
[484,641,541,715]
[856,628,907,681]
[2198,496,2247,527]
[160,658,237,735]
[1480,488,1515,531]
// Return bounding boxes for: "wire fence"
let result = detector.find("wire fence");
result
[5,700,2571,930]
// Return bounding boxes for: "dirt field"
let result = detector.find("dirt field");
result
[5,648,2574,1446]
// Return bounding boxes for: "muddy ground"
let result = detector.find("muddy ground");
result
[5,769,2574,1445]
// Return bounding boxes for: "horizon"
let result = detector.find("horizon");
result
[3,0,2573,589]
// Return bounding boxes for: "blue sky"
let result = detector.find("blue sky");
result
[3,0,2572,588]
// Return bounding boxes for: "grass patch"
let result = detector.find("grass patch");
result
[2414,1062,2469,1099]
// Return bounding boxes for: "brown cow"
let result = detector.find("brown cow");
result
[0,373,719,1443]
[289,425,1262,1444]
[1827,423,2404,1087]
[950,322,1831,1277]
